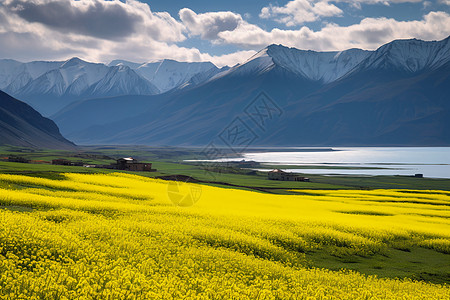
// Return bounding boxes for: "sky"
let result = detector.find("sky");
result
[0,0,449,66]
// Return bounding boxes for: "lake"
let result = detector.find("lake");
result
[194,147,450,179]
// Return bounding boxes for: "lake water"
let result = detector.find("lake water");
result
[193,147,450,179]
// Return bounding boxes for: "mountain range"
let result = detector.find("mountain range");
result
[0,58,221,116]
[1,36,449,147]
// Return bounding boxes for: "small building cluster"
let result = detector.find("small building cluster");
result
[116,157,155,172]
[50,157,156,172]
[268,169,310,182]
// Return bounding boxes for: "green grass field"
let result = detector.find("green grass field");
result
[1,144,450,192]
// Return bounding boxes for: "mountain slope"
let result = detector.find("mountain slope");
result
[352,36,450,74]
[264,61,450,146]
[55,62,323,144]
[85,65,159,97]
[266,45,371,83]
[0,90,75,149]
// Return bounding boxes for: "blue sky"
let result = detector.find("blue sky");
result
[0,0,449,66]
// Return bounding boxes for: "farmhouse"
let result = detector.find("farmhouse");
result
[52,159,71,165]
[116,157,155,172]
[268,169,310,182]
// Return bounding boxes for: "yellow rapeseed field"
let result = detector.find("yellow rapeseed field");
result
[0,172,449,299]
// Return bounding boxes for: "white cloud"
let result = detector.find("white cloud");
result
[3,0,186,42]
[337,0,424,9]
[439,0,450,5]
[340,0,423,3]
[260,1,427,25]
[218,11,450,51]
[260,0,343,26]
[179,8,242,39]
[0,0,254,67]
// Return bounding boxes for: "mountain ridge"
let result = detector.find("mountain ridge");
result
[2,36,449,146]
[52,37,450,146]
[0,58,219,116]
[109,59,218,93]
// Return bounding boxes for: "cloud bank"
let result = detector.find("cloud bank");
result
[0,0,448,67]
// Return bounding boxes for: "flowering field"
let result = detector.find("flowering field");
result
[0,172,449,299]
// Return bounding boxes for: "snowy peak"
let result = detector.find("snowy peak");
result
[20,69,67,96]
[88,65,159,96]
[231,37,449,83]
[0,59,63,93]
[358,36,450,73]
[237,48,275,75]
[109,59,218,93]
[24,60,63,79]
[0,58,161,115]
[15,58,112,97]
[61,57,87,68]
[3,57,158,99]
[148,60,216,93]
[0,57,219,114]
[108,60,143,69]
[231,44,370,83]
[1,36,448,117]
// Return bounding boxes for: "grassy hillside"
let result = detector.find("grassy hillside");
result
[0,172,449,299]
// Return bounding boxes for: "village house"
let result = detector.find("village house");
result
[116,157,155,172]
[268,169,310,182]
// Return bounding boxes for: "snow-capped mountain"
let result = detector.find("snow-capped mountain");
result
[212,36,450,84]
[87,65,159,97]
[0,57,159,115]
[109,59,218,93]
[16,58,111,97]
[0,59,63,94]
[214,45,370,83]
[0,57,220,115]
[353,36,450,73]
[15,57,159,98]
[268,46,371,83]
[53,36,450,147]
[2,35,450,144]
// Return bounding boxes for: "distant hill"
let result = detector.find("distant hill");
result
[53,37,450,146]
[0,90,75,149]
